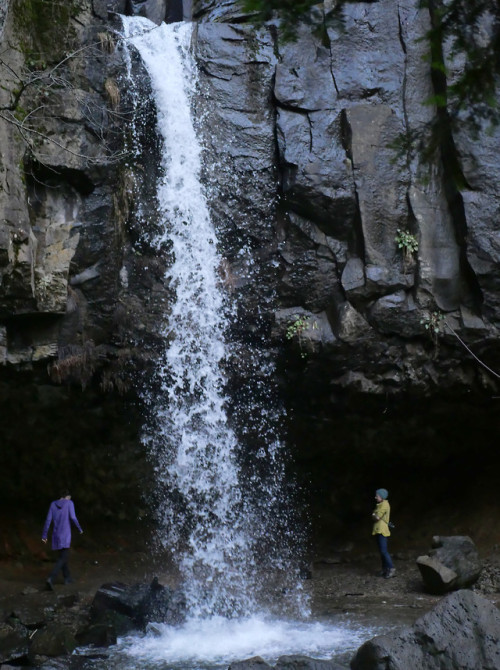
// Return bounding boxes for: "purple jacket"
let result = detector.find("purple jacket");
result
[42,498,82,550]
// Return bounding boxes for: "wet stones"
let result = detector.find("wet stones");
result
[350,590,500,670]
[90,578,187,634]
[229,655,349,670]
[275,656,348,670]
[29,623,77,658]
[0,621,30,665]
[229,657,273,670]
[416,535,482,595]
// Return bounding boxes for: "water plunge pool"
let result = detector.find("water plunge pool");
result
[76,615,388,669]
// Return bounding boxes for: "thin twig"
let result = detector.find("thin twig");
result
[0,110,129,165]
[444,319,500,380]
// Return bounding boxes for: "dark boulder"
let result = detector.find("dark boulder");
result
[90,579,186,633]
[350,589,500,670]
[229,657,273,670]
[0,621,29,665]
[90,581,143,623]
[138,577,187,625]
[29,623,77,658]
[229,656,348,670]
[276,655,347,670]
[76,623,117,648]
[88,608,137,637]
[417,536,482,594]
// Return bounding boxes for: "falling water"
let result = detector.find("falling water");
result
[120,17,305,620]
[92,18,400,670]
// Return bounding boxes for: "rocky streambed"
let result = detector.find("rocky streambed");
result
[2,542,500,668]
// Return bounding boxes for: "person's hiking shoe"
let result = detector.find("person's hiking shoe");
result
[384,568,396,579]
[45,578,54,591]
[64,577,74,584]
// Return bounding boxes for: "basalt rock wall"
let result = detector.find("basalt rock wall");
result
[0,0,499,543]
[0,0,167,524]
[190,2,500,542]
[193,0,500,398]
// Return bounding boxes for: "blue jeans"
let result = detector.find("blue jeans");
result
[375,534,393,573]
[49,548,71,581]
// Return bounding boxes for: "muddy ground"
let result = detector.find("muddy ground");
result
[2,528,500,643]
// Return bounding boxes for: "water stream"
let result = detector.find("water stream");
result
[82,616,383,669]
[109,17,386,668]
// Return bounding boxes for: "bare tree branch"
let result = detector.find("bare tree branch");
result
[0,35,132,166]
[0,109,129,165]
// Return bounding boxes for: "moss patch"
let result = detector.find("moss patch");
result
[12,0,84,64]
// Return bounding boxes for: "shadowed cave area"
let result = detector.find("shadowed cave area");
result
[286,386,500,556]
[1,362,498,559]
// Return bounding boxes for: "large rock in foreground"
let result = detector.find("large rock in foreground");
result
[350,590,500,670]
[417,536,482,595]
[90,579,186,636]
[229,654,348,670]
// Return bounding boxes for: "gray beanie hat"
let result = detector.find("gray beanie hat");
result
[376,488,389,499]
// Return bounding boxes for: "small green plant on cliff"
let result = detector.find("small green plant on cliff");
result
[35,273,52,303]
[286,314,318,358]
[420,311,500,380]
[395,229,419,263]
[420,310,444,346]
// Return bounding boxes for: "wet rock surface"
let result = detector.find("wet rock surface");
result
[0,6,498,666]
[1,0,498,395]
[231,660,349,670]
[1,540,500,668]
[90,577,186,630]
[275,655,348,670]
[417,535,482,595]
[351,589,500,670]
[193,0,500,398]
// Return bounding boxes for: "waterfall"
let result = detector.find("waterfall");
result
[120,17,305,620]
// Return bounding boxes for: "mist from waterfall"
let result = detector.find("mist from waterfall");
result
[120,17,306,620]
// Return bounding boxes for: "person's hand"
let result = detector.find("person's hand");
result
[42,538,47,544]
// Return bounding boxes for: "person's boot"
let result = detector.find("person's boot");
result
[45,577,54,591]
[384,568,396,579]
[64,577,74,584]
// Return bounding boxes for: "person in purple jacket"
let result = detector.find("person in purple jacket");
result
[42,490,83,590]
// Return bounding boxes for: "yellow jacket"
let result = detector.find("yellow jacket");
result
[372,500,391,537]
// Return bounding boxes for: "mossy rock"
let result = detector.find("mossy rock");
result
[12,0,84,63]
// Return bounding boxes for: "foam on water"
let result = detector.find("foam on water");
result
[109,616,379,669]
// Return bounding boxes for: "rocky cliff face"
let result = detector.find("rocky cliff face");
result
[0,0,498,541]
[190,0,500,541]
[0,0,165,522]
[193,0,500,398]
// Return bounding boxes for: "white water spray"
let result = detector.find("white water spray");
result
[106,18,397,670]
[120,17,305,619]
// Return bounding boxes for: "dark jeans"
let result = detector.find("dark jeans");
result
[49,548,71,581]
[375,533,393,573]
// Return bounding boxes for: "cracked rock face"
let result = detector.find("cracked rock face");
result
[0,2,499,395]
[351,590,500,670]
[192,0,500,397]
[0,0,166,374]
[0,0,498,539]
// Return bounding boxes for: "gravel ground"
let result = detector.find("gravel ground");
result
[1,539,500,642]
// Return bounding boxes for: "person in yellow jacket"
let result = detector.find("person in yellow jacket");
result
[372,488,395,578]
